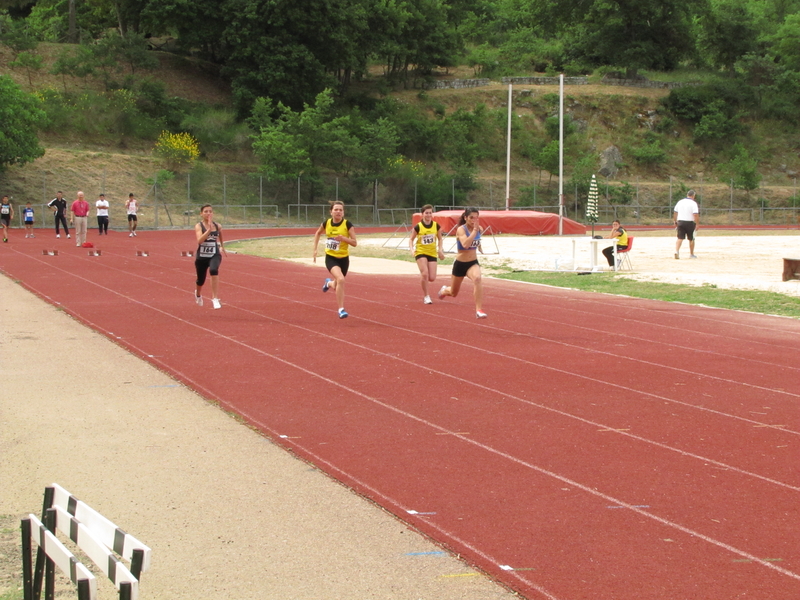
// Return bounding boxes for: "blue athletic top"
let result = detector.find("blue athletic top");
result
[23,207,34,222]
[456,225,481,251]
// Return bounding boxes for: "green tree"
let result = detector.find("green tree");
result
[516,0,697,77]
[51,44,96,93]
[223,0,371,115]
[725,142,761,193]
[0,11,38,55]
[696,0,759,72]
[251,89,360,181]
[355,117,400,180]
[25,2,67,42]
[535,140,559,188]
[771,13,800,71]
[112,0,149,36]
[141,0,227,61]
[9,50,44,86]
[0,75,46,171]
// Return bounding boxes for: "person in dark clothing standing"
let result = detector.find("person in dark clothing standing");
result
[47,191,70,239]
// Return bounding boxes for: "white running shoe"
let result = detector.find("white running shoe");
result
[133,231,137,236]
[476,310,488,319]
[56,234,60,238]
[212,298,221,309]
[338,308,349,319]
[423,295,433,304]
[438,285,447,300]
[129,233,133,237]
[66,234,70,239]
[195,294,203,307]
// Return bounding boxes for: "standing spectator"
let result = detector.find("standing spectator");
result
[126,193,139,237]
[1,195,13,243]
[23,201,35,238]
[70,191,90,247]
[96,193,110,235]
[47,191,70,239]
[409,204,445,304]
[602,220,628,268]
[673,190,699,259]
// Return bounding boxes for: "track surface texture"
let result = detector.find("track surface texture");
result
[2,229,799,600]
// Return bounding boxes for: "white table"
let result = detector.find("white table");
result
[571,237,611,271]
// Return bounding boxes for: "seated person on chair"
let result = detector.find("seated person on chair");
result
[602,220,628,267]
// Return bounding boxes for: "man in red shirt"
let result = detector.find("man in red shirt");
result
[70,191,90,247]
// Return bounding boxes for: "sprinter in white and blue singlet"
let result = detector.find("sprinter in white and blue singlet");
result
[438,207,487,318]
[312,200,358,319]
[409,204,445,305]
[193,204,226,310]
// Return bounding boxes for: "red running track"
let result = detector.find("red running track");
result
[2,229,799,600]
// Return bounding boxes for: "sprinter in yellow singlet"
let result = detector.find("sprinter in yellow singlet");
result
[312,201,357,318]
[409,204,445,304]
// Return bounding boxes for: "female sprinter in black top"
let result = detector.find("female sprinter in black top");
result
[194,204,226,309]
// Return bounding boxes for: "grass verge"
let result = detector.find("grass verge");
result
[230,235,800,319]
[498,271,800,318]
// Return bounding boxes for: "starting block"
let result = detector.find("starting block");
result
[181,250,194,257]
[87,249,102,256]
[41,249,59,256]
[136,250,149,257]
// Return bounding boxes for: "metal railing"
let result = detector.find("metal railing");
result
[11,202,800,231]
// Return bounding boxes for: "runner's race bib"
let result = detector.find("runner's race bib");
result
[199,241,216,257]
[326,238,340,251]
[421,234,435,245]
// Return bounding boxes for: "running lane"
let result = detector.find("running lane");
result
[2,230,798,600]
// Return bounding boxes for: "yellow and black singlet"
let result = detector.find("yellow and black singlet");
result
[414,220,440,258]
[324,218,352,258]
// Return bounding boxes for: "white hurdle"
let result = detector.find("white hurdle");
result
[48,483,152,578]
[22,484,152,600]
[22,513,97,600]
[49,506,140,600]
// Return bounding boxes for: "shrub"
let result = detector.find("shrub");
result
[153,131,200,170]
[630,138,666,165]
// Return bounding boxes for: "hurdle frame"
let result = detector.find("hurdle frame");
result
[22,484,152,600]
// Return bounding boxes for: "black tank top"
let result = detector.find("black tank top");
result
[197,223,219,258]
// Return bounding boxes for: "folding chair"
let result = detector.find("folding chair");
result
[615,236,634,270]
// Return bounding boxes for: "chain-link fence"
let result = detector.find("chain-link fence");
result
[6,171,800,229]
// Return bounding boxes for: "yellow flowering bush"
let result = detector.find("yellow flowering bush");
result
[153,131,200,170]
[388,156,425,177]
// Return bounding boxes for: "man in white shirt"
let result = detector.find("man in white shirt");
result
[96,193,110,234]
[673,190,699,259]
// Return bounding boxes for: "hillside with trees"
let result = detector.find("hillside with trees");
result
[2,0,800,222]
